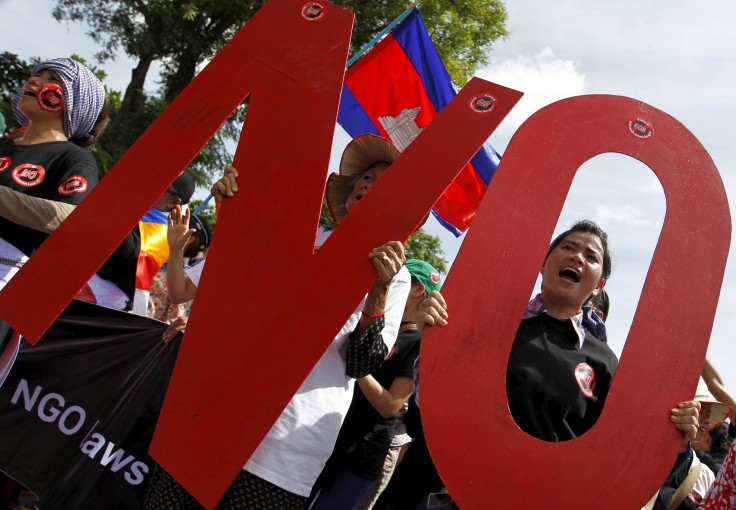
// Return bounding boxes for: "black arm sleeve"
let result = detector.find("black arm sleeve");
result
[345,316,387,378]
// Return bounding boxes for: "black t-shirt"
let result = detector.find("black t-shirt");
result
[654,451,703,510]
[0,138,98,255]
[326,327,422,481]
[506,313,618,442]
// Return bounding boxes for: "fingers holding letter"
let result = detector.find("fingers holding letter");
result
[369,241,406,283]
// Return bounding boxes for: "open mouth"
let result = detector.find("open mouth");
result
[23,90,36,97]
[559,268,580,283]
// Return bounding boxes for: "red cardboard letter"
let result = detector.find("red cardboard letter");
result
[149,78,522,507]
[420,95,730,509]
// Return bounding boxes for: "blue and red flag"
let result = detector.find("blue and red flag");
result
[337,7,501,236]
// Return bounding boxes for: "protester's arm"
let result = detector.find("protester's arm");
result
[358,241,406,335]
[0,186,75,233]
[346,241,408,378]
[671,400,701,452]
[166,205,198,304]
[702,357,736,411]
[357,375,414,419]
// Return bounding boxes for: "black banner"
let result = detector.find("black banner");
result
[0,299,179,509]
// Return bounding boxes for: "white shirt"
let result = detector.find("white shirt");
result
[184,228,411,496]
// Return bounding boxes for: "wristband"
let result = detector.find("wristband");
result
[361,310,385,318]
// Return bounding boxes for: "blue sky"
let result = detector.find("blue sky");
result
[3,0,736,394]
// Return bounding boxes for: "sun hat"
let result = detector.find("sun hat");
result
[325,134,400,224]
[12,58,106,139]
[406,259,442,295]
[695,386,733,430]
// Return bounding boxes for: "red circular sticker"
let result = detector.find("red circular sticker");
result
[574,362,596,398]
[430,271,441,285]
[37,84,65,113]
[628,117,653,139]
[12,164,46,187]
[0,157,11,173]
[302,2,325,20]
[469,94,498,113]
[58,175,89,195]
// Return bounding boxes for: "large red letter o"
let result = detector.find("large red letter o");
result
[421,95,730,509]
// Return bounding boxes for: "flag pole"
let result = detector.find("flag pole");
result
[346,3,417,68]
[195,4,418,214]
[193,199,209,215]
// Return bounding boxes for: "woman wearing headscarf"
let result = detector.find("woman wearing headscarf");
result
[0,57,108,258]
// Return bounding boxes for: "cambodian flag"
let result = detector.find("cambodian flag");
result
[337,7,501,236]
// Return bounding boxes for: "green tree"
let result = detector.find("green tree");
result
[188,199,217,229]
[405,228,447,274]
[0,52,35,135]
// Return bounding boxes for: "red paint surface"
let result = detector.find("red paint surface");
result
[420,95,730,509]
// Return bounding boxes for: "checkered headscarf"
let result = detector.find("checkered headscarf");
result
[12,58,106,139]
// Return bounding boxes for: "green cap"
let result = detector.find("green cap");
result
[406,259,442,295]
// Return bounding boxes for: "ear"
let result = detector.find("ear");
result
[411,282,427,298]
[590,278,606,297]
[186,235,197,246]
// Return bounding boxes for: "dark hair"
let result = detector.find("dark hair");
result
[69,96,109,151]
[589,288,610,322]
[546,219,612,281]
[710,423,733,455]
[409,275,428,297]
[184,213,212,258]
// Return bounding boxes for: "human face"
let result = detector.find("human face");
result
[540,231,606,316]
[697,403,712,440]
[18,69,64,115]
[344,163,390,214]
[153,190,181,212]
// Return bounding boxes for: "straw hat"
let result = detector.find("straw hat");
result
[695,386,733,430]
[325,134,400,224]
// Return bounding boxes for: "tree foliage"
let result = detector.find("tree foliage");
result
[404,228,447,274]
[0,52,35,135]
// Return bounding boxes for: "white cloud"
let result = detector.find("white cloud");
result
[475,47,587,143]
[592,204,660,230]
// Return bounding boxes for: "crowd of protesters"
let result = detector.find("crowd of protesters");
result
[1,58,735,510]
